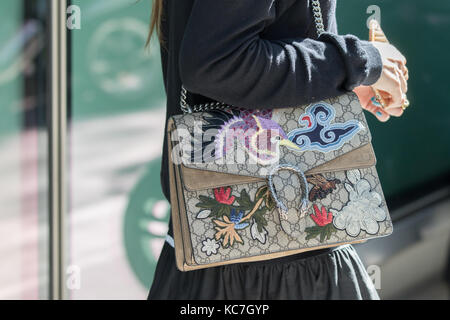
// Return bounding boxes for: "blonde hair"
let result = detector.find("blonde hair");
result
[146,0,165,49]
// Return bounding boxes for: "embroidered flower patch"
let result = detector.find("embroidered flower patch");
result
[305,204,337,242]
[201,238,220,256]
[331,169,386,237]
[195,185,275,250]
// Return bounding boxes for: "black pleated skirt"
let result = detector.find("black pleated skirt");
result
[147,239,379,300]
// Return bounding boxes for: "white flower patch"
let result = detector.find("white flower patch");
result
[331,169,386,237]
[201,238,220,256]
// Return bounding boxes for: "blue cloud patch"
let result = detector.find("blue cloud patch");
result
[287,102,363,153]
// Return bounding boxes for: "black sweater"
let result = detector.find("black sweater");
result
[159,0,382,240]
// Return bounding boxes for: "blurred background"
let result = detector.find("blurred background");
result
[0,0,448,300]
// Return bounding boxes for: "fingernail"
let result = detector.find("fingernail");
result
[371,97,382,107]
[376,111,383,117]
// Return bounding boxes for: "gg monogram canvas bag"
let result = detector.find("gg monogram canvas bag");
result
[167,0,393,271]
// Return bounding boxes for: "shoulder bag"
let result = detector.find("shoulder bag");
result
[166,0,393,271]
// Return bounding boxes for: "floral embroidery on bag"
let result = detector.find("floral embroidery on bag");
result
[195,186,275,249]
[286,102,363,153]
[305,204,337,242]
[214,187,236,205]
[331,169,386,237]
[213,214,245,247]
[201,238,220,256]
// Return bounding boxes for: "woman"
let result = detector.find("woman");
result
[146,0,408,300]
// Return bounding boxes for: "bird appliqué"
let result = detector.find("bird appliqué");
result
[191,108,300,165]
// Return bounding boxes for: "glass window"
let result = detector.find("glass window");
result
[0,0,50,299]
[68,0,168,299]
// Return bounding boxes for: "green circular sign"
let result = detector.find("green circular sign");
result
[123,158,170,289]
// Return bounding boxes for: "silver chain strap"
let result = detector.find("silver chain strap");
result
[180,85,230,113]
[180,0,325,114]
[311,0,325,36]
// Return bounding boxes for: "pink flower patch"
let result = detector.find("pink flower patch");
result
[214,187,235,205]
[310,204,333,227]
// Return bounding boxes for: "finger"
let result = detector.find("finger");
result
[403,66,409,80]
[395,65,408,94]
[388,53,407,66]
[387,89,404,108]
[379,90,392,102]
[383,82,404,109]
[386,106,404,117]
[382,64,404,108]
[376,90,392,108]
[375,109,390,122]
[383,92,408,113]
[363,99,391,122]
[396,62,409,80]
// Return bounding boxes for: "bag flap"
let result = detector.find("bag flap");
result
[180,143,376,191]
[170,92,372,183]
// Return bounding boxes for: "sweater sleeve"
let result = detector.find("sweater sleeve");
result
[179,0,382,109]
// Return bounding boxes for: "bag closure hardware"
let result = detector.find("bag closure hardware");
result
[267,163,309,221]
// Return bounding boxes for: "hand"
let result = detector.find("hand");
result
[353,85,404,122]
[371,42,409,109]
